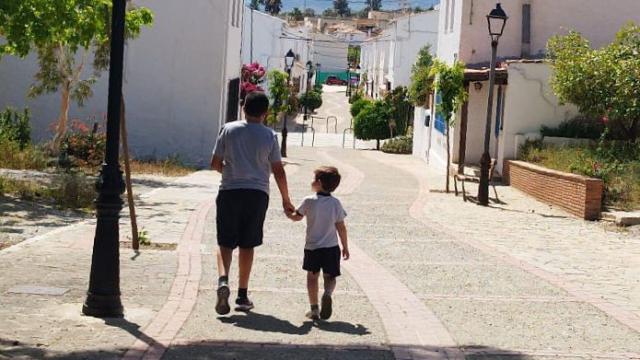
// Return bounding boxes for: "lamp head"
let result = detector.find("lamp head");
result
[487,3,508,41]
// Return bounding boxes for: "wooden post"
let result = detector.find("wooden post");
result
[457,82,470,175]
[120,95,139,250]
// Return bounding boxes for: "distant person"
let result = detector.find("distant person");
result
[286,166,350,320]
[211,91,295,315]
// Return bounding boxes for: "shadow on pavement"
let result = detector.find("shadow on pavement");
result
[218,311,371,337]
[0,337,536,359]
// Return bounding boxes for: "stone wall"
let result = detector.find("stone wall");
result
[504,160,603,220]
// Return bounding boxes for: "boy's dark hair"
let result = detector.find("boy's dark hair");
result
[244,92,270,118]
[314,166,341,193]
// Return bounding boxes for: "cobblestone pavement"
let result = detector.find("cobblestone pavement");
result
[2,147,640,360]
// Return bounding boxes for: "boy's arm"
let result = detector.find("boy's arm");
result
[211,155,224,173]
[336,221,349,260]
[272,161,295,213]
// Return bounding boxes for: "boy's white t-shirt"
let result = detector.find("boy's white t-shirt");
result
[298,194,347,250]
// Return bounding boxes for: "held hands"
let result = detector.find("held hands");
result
[282,199,295,214]
[342,247,350,260]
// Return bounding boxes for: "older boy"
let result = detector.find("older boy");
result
[211,92,295,315]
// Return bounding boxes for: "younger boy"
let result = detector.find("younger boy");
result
[287,166,349,320]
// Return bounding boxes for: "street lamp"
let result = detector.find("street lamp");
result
[478,3,508,206]
[304,61,314,123]
[346,61,351,98]
[82,0,127,317]
[281,49,295,158]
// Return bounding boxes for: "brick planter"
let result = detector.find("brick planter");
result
[503,160,603,220]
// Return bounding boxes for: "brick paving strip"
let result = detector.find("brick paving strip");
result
[123,200,214,360]
[319,151,463,360]
[362,151,640,336]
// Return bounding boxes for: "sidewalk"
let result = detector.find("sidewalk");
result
[1,146,639,360]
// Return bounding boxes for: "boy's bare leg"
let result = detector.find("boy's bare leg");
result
[307,272,320,305]
[323,275,337,296]
[217,246,233,278]
[238,248,254,289]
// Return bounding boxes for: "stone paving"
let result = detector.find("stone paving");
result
[1,146,640,360]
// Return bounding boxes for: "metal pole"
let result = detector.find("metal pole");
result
[346,68,351,97]
[478,40,498,206]
[83,0,126,318]
[281,69,291,158]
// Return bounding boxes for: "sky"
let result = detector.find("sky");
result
[281,0,440,12]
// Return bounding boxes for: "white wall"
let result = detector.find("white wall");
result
[445,0,640,65]
[412,106,430,161]
[0,0,237,166]
[497,62,579,173]
[313,33,348,72]
[388,11,440,88]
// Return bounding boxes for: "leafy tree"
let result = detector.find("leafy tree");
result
[384,86,412,137]
[262,0,283,15]
[303,8,316,18]
[408,45,435,107]
[547,24,640,141]
[354,100,392,150]
[351,98,372,118]
[333,0,351,17]
[267,70,290,126]
[289,7,304,21]
[414,6,425,13]
[249,0,261,10]
[0,1,153,151]
[299,91,323,112]
[348,46,361,67]
[366,0,383,11]
[323,8,338,18]
[431,60,468,192]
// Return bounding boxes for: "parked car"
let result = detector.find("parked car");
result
[325,76,347,86]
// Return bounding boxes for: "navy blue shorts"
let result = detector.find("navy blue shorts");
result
[216,189,269,249]
[303,246,341,277]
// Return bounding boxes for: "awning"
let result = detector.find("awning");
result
[464,67,508,84]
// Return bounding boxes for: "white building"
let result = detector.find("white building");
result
[243,8,312,93]
[0,0,244,166]
[414,0,640,175]
[360,10,439,99]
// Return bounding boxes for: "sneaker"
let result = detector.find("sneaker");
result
[216,284,231,315]
[320,294,333,320]
[306,308,320,320]
[235,297,255,312]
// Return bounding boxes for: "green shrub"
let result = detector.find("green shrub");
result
[381,135,413,154]
[354,100,391,149]
[0,107,31,149]
[541,117,605,139]
[61,120,106,169]
[299,90,323,112]
[349,88,364,104]
[0,140,48,170]
[350,98,372,118]
[50,171,96,210]
[384,86,412,136]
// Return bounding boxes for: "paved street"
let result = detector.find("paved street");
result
[1,144,640,359]
[2,87,640,360]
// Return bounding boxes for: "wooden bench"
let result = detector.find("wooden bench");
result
[453,159,500,202]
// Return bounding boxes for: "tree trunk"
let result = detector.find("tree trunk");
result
[376,139,380,150]
[53,83,71,152]
[445,123,451,193]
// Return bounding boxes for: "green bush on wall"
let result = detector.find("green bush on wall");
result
[299,90,323,112]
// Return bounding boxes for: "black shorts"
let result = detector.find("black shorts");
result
[216,189,269,249]
[303,246,341,277]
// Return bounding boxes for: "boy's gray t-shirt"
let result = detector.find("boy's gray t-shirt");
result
[298,194,347,250]
[212,120,281,194]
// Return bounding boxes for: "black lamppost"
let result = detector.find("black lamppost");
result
[346,62,351,97]
[304,61,314,123]
[281,49,295,158]
[478,3,508,206]
[82,0,127,317]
